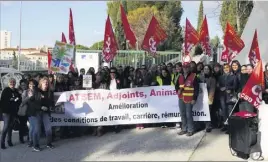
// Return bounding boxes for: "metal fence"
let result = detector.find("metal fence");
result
[79,50,182,68]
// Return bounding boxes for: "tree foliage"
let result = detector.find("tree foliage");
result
[76,44,90,50]
[106,1,184,51]
[219,1,253,36]
[210,35,220,48]
[194,1,204,56]
[160,1,184,51]
[210,35,220,54]
[127,6,160,49]
[197,1,204,33]
[107,1,127,50]
[89,41,104,50]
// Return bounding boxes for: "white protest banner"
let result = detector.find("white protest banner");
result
[50,84,210,126]
[75,52,100,74]
[82,75,92,88]
[50,41,75,74]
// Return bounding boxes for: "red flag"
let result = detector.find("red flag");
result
[248,30,261,67]
[240,61,264,108]
[69,8,76,45]
[184,18,199,55]
[221,22,244,63]
[120,4,137,49]
[142,16,167,56]
[61,32,67,43]
[47,50,52,73]
[199,16,211,56]
[69,8,76,72]
[102,15,118,62]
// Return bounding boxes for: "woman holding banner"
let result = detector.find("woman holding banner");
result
[156,68,174,128]
[92,69,110,136]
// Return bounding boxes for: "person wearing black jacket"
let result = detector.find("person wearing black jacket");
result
[108,67,122,133]
[238,64,254,112]
[26,77,55,151]
[218,63,237,132]
[22,79,36,148]
[212,63,222,128]
[0,78,22,149]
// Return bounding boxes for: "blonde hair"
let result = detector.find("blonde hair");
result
[9,78,16,84]
[38,76,51,91]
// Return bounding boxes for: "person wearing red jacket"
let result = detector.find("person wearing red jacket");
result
[177,62,199,136]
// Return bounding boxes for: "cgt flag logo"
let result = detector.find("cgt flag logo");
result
[240,60,264,108]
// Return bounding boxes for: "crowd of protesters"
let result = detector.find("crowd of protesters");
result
[1,60,268,152]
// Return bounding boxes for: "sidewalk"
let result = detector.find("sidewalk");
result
[0,124,248,161]
[189,129,242,161]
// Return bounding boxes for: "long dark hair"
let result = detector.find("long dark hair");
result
[231,60,241,73]
[204,65,213,76]
[213,63,222,74]
[160,68,171,78]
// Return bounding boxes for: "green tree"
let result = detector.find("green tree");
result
[197,1,204,33]
[237,1,254,35]
[115,2,127,50]
[194,45,203,56]
[12,51,18,69]
[107,1,127,50]
[127,6,160,48]
[210,35,220,54]
[76,44,90,50]
[210,35,220,49]
[107,1,121,27]
[219,1,236,33]
[160,1,184,51]
[193,1,204,56]
[107,1,184,51]
[219,0,253,36]
[89,41,104,50]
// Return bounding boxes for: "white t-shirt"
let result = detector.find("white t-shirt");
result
[109,78,117,90]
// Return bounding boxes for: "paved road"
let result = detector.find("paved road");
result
[0,126,244,161]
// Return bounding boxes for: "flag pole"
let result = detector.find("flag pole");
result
[135,41,138,69]
[17,1,22,71]
[224,98,240,125]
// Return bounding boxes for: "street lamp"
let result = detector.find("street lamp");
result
[17,1,22,71]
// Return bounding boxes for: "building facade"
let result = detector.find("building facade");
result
[0,47,48,71]
[0,30,11,49]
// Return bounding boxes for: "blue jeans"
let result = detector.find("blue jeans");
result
[220,95,233,123]
[38,112,52,145]
[29,112,52,147]
[179,99,194,133]
[1,114,15,144]
[28,116,39,146]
